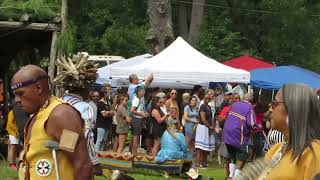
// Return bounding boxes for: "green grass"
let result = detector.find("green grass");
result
[96,168,225,180]
[96,161,226,180]
[0,160,19,180]
[199,169,225,180]
[0,160,225,180]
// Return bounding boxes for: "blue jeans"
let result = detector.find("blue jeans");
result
[95,128,108,151]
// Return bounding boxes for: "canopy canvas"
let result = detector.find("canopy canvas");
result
[223,55,274,71]
[98,37,250,88]
[250,65,320,90]
[96,53,152,85]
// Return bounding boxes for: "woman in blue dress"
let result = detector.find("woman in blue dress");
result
[155,115,192,163]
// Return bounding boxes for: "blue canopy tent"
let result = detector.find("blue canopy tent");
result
[250,65,320,90]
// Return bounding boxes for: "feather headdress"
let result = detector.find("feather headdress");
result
[54,52,99,89]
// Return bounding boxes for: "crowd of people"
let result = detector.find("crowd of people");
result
[3,55,320,180]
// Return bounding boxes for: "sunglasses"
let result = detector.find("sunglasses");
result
[271,100,284,108]
[171,92,177,95]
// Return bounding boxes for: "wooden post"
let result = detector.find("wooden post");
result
[55,0,68,96]
[48,31,58,94]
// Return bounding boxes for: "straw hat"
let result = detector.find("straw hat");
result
[186,168,199,179]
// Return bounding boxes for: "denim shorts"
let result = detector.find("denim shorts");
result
[184,122,196,139]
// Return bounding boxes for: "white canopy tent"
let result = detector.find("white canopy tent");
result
[97,37,250,88]
[96,53,153,85]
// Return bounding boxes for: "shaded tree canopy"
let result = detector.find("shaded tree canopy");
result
[1,0,320,72]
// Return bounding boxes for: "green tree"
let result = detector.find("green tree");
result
[260,0,320,72]
[192,0,320,72]
[195,17,257,61]
[69,0,148,57]
[100,24,148,57]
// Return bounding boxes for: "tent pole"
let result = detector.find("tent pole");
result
[258,88,262,101]
[272,89,275,101]
[247,85,251,94]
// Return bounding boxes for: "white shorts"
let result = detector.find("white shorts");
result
[9,135,20,145]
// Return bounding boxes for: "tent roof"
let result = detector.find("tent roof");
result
[250,65,320,90]
[96,53,152,85]
[223,55,274,71]
[105,37,249,88]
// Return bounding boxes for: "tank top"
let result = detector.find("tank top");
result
[23,96,74,180]
[150,109,167,138]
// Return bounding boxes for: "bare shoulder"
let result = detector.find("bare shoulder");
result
[46,104,83,137]
[50,104,82,121]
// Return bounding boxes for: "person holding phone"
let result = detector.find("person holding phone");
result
[150,96,170,156]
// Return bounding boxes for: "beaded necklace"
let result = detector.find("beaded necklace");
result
[263,141,288,179]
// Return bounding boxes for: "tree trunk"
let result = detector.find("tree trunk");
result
[188,0,206,42]
[178,2,189,39]
[61,0,68,33]
[146,0,174,55]
[48,31,58,93]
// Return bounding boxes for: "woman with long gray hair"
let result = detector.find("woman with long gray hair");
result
[238,84,320,179]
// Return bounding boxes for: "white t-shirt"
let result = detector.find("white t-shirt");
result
[132,97,145,118]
